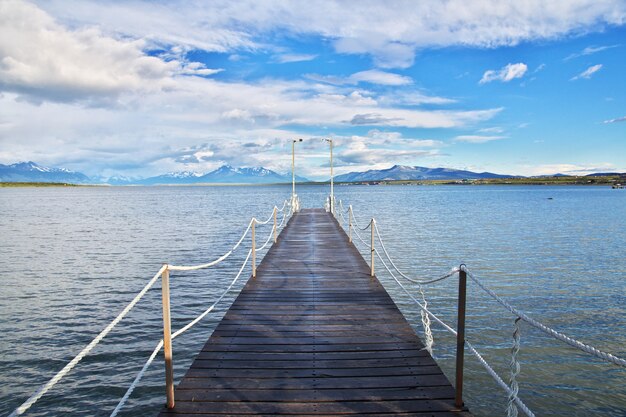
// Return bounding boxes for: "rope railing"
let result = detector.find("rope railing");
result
[110,248,253,417]
[7,264,168,417]
[464,267,626,368]
[334,198,626,417]
[10,199,294,417]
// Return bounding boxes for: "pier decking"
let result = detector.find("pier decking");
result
[159,208,471,416]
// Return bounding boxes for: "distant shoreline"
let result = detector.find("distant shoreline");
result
[2,175,624,188]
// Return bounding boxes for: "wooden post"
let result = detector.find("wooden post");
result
[455,265,467,409]
[252,219,256,278]
[273,207,277,243]
[370,219,375,277]
[348,206,352,243]
[161,266,175,409]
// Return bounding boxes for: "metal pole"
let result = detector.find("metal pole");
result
[348,206,352,243]
[273,207,277,243]
[252,219,256,278]
[455,265,467,409]
[370,219,375,277]
[291,141,295,198]
[330,139,334,214]
[291,139,302,211]
[161,266,175,409]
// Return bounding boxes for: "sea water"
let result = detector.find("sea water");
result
[0,185,624,416]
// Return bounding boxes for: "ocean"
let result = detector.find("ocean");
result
[1,184,624,416]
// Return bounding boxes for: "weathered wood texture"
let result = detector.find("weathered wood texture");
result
[159,208,471,416]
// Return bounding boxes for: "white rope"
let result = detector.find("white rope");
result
[255,209,275,225]
[373,251,438,344]
[275,200,288,213]
[374,249,535,417]
[465,341,535,417]
[172,249,252,339]
[168,219,253,271]
[465,267,626,368]
[11,200,289,416]
[337,201,349,226]
[507,318,522,417]
[278,202,290,228]
[111,249,252,417]
[368,242,435,354]
[347,211,371,249]
[255,225,275,252]
[168,201,289,272]
[109,340,162,417]
[351,225,371,249]
[374,221,459,285]
[356,219,372,231]
[9,264,168,417]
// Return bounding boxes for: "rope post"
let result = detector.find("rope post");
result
[273,207,277,243]
[455,265,467,409]
[161,266,175,409]
[370,219,375,277]
[251,219,257,278]
[348,206,353,243]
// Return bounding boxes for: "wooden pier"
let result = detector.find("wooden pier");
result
[159,208,471,416]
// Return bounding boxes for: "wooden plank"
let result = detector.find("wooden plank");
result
[188,357,438,369]
[201,342,425,353]
[157,208,470,416]
[196,349,429,361]
[162,413,472,417]
[162,399,465,414]
[173,386,456,402]
[176,374,453,390]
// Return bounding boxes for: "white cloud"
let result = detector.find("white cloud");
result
[0,0,221,103]
[349,70,412,86]
[335,130,442,167]
[478,127,504,134]
[35,0,626,69]
[379,91,456,106]
[603,115,626,123]
[316,91,377,106]
[480,63,528,84]
[221,108,254,123]
[570,64,603,80]
[454,135,506,143]
[274,53,318,63]
[519,163,617,176]
[565,44,620,60]
[179,62,223,76]
[0,66,501,175]
[306,70,412,86]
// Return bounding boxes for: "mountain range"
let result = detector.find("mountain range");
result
[0,161,92,183]
[1,161,621,185]
[334,165,514,182]
[0,162,309,185]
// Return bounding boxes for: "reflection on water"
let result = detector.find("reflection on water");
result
[0,185,624,416]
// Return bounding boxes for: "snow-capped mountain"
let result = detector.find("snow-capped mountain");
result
[137,165,309,184]
[0,161,92,183]
[334,165,513,182]
[0,162,310,185]
[136,171,204,185]
[103,175,141,185]
[196,165,308,184]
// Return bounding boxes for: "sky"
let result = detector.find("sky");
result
[0,0,625,180]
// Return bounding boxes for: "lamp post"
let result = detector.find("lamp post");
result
[292,139,302,211]
[323,138,334,214]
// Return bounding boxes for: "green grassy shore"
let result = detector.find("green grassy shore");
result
[337,174,626,186]
[2,174,625,187]
[0,182,81,187]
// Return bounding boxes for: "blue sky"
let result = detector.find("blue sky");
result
[0,0,625,179]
